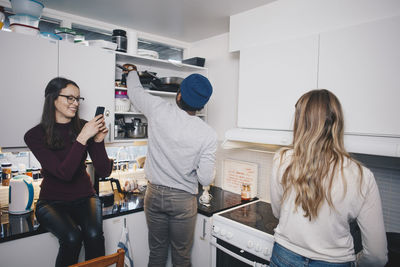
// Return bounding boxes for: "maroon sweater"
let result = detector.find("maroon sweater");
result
[24,122,112,201]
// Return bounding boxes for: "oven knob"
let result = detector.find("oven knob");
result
[263,247,270,256]
[255,243,261,252]
[226,232,233,239]
[247,240,254,248]
[221,229,227,236]
[213,226,220,234]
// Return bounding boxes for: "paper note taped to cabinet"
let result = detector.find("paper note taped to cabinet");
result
[222,159,258,198]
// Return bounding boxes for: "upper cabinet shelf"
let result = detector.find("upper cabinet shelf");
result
[114,51,207,71]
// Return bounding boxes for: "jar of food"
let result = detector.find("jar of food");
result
[2,163,12,186]
[32,168,40,180]
[25,168,33,177]
[241,183,251,201]
[112,29,127,52]
[11,167,19,177]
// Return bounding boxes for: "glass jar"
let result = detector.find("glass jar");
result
[11,167,19,177]
[241,183,251,201]
[32,168,40,180]
[2,163,12,186]
[25,168,33,177]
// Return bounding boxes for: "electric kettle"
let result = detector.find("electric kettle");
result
[8,175,34,214]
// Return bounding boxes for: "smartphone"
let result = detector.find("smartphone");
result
[95,106,105,117]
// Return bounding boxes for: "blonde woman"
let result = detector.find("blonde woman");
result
[270,89,387,266]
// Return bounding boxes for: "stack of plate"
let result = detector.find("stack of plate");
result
[137,49,159,59]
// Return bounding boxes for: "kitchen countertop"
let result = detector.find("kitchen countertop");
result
[0,185,255,243]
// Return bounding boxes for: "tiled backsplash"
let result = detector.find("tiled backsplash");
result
[2,143,399,232]
[215,143,400,233]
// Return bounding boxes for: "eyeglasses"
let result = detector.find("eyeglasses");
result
[58,94,85,104]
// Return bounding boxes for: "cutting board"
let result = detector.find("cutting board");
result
[222,159,258,198]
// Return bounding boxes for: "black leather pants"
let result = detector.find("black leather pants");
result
[35,195,105,267]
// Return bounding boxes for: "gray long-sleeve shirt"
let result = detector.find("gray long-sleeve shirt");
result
[126,72,217,194]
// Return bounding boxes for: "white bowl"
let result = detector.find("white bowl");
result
[11,0,44,18]
[10,23,39,36]
[9,14,40,28]
[115,98,131,112]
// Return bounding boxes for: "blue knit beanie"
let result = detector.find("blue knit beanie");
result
[180,74,213,109]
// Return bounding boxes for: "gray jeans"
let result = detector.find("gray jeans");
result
[144,182,197,267]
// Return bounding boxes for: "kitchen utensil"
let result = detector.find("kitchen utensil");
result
[149,76,184,92]
[137,71,157,86]
[124,118,147,138]
[11,0,44,18]
[98,177,123,207]
[8,175,34,214]
[112,29,127,52]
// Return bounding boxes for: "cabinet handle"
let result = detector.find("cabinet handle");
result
[108,123,111,142]
[105,110,110,117]
[201,218,206,240]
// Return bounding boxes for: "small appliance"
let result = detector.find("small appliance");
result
[8,175,34,214]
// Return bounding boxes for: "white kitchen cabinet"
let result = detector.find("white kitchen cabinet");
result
[237,34,319,130]
[0,231,59,266]
[114,52,208,143]
[59,42,115,143]
[0,32,115,148]
[191,213,213,267]
[318,15,400,136]
[0,31,58,148]
[103,212,149,267]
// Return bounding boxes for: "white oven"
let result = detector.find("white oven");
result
[210,200,278,267]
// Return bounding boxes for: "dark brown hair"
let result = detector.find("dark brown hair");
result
[41,77,83,149]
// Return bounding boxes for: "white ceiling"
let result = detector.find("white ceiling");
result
[42,0,276,42]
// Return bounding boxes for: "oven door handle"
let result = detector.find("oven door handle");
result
[210,240,267,267]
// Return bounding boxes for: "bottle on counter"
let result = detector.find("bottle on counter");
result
[241,183,251,201]
[2,163,12,186]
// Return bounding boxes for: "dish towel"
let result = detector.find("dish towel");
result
[118,218,134,267]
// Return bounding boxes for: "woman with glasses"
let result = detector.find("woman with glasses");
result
[270,89,387,266]
[24,77,112,267]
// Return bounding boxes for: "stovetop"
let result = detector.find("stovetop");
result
[218,201,278,236]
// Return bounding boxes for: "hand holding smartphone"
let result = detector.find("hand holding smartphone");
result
[95,106,105,117]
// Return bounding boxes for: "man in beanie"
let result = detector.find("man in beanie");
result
[126,72,217,267]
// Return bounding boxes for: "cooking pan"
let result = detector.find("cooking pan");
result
[149,74,184,92]
[137,71,157,86]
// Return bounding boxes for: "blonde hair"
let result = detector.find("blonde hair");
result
[280,89,363,220]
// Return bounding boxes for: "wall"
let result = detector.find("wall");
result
[187,33,239,141]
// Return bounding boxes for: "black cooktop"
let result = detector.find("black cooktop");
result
[220,201,279,235]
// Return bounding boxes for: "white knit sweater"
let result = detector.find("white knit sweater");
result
[270,149,387,266]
